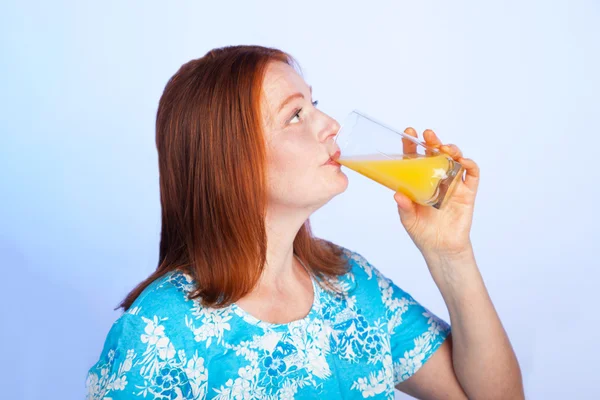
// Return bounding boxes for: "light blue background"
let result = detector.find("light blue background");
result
[1,1,598,398]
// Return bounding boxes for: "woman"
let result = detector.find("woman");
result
[85,45,523,399]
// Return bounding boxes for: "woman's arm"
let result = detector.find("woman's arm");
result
[393,128,524,399]
[396,248,523,400]
[396,334,466,399]
[435,249,524,399]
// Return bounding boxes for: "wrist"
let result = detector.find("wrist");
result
[422,243,475,265]
[422,246,481,296]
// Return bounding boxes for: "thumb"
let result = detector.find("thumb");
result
[394,192,417,222]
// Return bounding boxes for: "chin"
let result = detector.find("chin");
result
[336,174,349,195]
[282,172,349,210]
[320,173,349,203]
[334,170,349,192]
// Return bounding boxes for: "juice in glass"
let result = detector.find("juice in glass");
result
[338,153,463,207]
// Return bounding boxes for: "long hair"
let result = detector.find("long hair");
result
[118,45,348,311]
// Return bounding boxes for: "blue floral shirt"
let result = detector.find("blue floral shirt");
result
[85,249,450,399]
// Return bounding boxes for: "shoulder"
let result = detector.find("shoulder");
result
[335,246,394,296]
[85,271,208,399]
[98,271,199,354]
[125,269,196,317]
[334,246,432,326]
[335,247,451,364]
[94,270,199,359]
[325,247,392,320]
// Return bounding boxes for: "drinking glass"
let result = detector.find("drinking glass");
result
[335,110,464,209]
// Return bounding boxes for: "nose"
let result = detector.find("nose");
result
[321,116,341,143]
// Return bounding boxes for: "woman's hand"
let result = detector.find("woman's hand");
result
[394,128,480,258]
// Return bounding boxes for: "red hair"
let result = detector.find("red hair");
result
[118,45,347,311]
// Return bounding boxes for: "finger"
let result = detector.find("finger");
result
[458,157,480,192]
[402,127,418,156]
[394,191,417,223]
[423,129,442,156]
[440,144,463,160]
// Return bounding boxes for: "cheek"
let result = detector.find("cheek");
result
[269,152,312,180]
[267,144,318,188]
[269,139,317,172]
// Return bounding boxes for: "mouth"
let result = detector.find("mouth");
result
[325,150,341,166]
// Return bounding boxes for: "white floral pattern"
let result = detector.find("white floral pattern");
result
[86,249,450,399]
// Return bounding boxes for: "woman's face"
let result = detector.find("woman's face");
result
[261,61,348,212]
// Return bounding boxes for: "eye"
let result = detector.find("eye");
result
[289,100,319,124]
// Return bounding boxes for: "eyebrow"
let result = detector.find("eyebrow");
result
[277,86,313,114]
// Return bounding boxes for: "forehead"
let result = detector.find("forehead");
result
[261,61,308,125]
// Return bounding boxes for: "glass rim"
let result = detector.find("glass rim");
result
[335,109,440,153]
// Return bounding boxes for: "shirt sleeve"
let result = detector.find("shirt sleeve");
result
[382,273,451,385]
[85,311,198,399]
[345,249,451,385]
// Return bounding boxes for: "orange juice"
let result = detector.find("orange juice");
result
[338,153,453,205]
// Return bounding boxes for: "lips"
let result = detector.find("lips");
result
[325,150,341,166]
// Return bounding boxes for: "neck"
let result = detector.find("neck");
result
[234,204,316,324]
[258,204,311,289]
